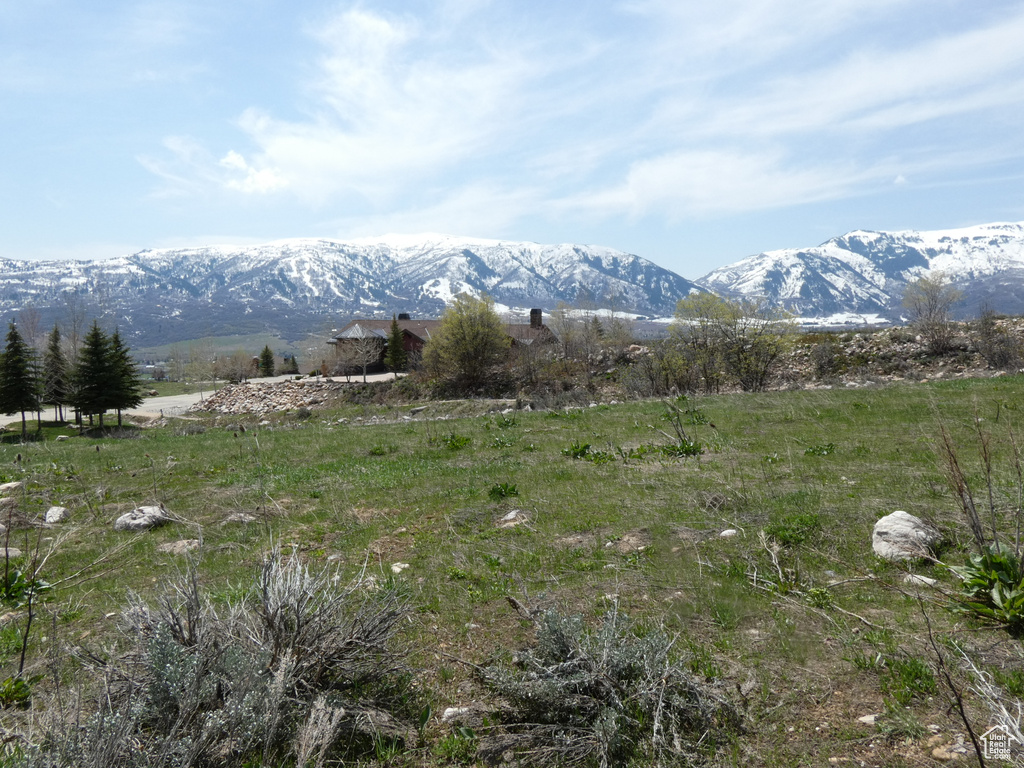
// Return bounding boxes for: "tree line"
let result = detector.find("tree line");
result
[0,320,143,439]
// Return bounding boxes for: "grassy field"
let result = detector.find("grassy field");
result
[1,377,1023,765]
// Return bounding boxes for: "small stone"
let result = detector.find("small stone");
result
[720,529,739,538]
[45,506,70,524]
[54,435,69,442]
[223,513,257,525]
[0,482,23,495]
[857,714,879,725]
[0,548,22,559]
[156,539,200,556]
[390,562,410,574]
[498,509,526,528]
[442,707,471,722]
[904,574,937,587]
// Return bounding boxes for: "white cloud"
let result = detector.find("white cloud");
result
[140,1,1024,229]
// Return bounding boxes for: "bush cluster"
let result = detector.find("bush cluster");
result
[13,551,412,768]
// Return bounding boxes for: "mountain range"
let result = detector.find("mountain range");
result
[699,221,1024,322]
[0,235,699,347]
[3,222,1024,348]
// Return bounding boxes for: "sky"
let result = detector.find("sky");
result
[2,0,1023,279]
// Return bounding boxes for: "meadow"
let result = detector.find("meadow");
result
[1,375,1022,766]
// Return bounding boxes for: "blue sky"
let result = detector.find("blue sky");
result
[2,0,1023,278]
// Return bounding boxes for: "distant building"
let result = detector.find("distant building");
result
[327,309,555,373]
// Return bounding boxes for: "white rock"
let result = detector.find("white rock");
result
[719,529,739,538]
[904,574,938,587]
[54,435,69,442]
[0,482,23,495]
[390,562,410,574]
[223,513,257,524]
[442,707,471,723]
[872,511,941,560]
[1,548,22,559]
[498,509,526,528]
[44,506,69,524]
[114,505,169,532]
[858,714,879,725]
[156,539,200,555]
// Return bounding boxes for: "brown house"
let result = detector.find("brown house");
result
[327,309,555,373]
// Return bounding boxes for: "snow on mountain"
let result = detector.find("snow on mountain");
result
[697,222,1024,319]
[0,236,700,347]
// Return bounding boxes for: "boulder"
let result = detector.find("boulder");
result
[114,505,170,532]
[45,506,69,524]
[872,511,941,560]
[0,482,23,495]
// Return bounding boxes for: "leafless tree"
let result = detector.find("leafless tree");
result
[332,333,382,382]
[902,272,962,354]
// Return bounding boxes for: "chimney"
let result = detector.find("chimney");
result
[530,308,543,328]
[398,312,411,320]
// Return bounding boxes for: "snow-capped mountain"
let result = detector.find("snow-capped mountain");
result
[698,222,1024,321]
[0,235,699,346]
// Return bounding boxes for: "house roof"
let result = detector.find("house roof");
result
[331,318,441,343]
[330,316,556,345]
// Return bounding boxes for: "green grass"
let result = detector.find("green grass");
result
[2,376,1023,764]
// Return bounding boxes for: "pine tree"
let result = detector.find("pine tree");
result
[385,314,408,374]
[0,322,41,440]
[109,329,144,427]
[74,321,115,429]
[42,325,69,422]
[259,345,275,377]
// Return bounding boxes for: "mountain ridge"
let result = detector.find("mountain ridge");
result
[0,236,699,347]
[698,221,1024,320]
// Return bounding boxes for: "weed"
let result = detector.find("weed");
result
[878,700,927,740]
[804,443,836,456]
[434,727,477,764]
[0,675,31,709]
[430,432,472,450]
[491,434,516,449]
[946,544,1024,630]
[562,441,592,459]
[368,443,398,456]
[766,512,821,547]
[805,587,834,610]
[0,570,50,609]
[488,482,519,501]
[883,656,936,706]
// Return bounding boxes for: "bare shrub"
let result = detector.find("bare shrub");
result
[17,550,412,767]
[479,603,741,767]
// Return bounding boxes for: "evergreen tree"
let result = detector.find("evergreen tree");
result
[109,329,144,427]
[42,325,69,422]
[0,322,41,439]
[74,321,116,428]
[384,314,408,373]
[259,345,275,377]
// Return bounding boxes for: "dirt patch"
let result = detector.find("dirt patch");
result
[347,506,400,524]
[554,532,598,549]
[611,529,652,553]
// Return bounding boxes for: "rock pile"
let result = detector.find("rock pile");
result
[188,379,346,416]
